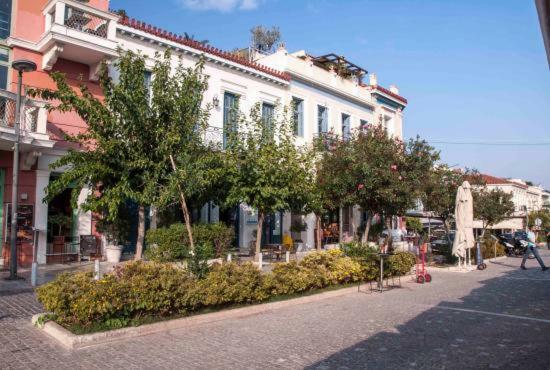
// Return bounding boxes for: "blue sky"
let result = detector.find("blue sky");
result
[111,0,550,188]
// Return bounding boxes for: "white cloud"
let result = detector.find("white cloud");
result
[179,0,263,12]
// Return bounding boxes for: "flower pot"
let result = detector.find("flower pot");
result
[105,245,123,263]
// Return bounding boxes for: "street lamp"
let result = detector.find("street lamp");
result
[8,59,36,280]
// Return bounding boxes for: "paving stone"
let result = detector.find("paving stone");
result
[1,251,550,369]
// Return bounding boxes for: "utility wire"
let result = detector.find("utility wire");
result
[426,140,550,146]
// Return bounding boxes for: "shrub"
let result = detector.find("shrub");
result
[263,262,328,295]
[36,262,198,328]
[387,251,416,276]
[198,263,268,306]
[145,222,234,262]
[145,223,188,262]
[472,237,506,262]
[299,250,362,284]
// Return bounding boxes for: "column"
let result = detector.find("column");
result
[77,187,92,237]
[34,170,50,264]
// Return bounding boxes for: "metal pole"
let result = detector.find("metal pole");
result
[9,70,23,279]
[31,229,39,286]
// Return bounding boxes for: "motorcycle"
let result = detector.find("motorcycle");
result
[497,235,534,258]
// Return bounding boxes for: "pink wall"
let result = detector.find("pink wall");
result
[13,0,111,42]
[0,151,36,208]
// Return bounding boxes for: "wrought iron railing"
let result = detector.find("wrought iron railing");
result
[63,5,108,38]
[0,89,42,134]
[204,126,224,149]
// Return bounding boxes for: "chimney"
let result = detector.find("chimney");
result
[389,85,399,95]
[369,73,377,86]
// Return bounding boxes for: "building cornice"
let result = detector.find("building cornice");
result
[288,70,376,110]
[117,18,291,86]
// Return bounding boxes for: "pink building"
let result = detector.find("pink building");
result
[2,0,117,266]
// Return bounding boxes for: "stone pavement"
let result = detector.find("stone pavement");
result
[1,251,550,369]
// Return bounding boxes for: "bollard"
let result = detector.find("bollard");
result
[257,253,263,270]
[227,253,232,262]
[285,251,290,263]
[94,259,100,280]
[31,262,37,287]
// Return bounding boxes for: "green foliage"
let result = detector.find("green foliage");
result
[473,188,515,233]
[473,238,506,262]
[340,241,378,258]
[187,243,214,279]
[316,125,439,240]
[198,263,268,305]
[225,103,315,253]
[387,251,417,275]
[263,262,326,295]
[37,251,416,332]
[145,222,234,262]
[528,209,550,230]
[30,49,214,257]
[422,167,483,225]
[404,217,423,234]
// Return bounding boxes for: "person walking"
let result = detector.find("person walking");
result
[521,225,548,271]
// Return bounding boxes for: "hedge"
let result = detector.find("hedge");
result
[145,223,234,262]
[36,250,416,332]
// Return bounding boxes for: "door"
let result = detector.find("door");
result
[262,211,282,245]
[223,92,239,149]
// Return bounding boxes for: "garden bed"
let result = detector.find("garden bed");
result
[35,249,416,341]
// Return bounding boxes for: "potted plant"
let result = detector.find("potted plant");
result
[96,208,130,263]
[290,219,307,250]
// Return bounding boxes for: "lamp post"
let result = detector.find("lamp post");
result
[8,59,37,280]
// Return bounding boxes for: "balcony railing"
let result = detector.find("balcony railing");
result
[0,90,44,134]
[63,5,109,38]
[44,0,115,41]
[204,126,224,149]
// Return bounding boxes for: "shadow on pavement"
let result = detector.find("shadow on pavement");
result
[307,264,550,369]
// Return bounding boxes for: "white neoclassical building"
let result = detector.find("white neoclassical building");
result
[2,0,409,264]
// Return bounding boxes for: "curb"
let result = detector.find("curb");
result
[427,255,509,272]
[32,283,366,349]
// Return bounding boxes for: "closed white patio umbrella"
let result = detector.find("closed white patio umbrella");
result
[452,181,475,267]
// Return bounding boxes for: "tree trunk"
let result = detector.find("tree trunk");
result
[362,213,372,244]
[316,215,322,251]
[255,212,264,260]
[134,205,145,260]
[385,216,393,252]
[169,155,195,252]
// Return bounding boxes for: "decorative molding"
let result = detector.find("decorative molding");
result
[42,44,64,70]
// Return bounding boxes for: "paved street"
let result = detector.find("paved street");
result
[1,251,550,369]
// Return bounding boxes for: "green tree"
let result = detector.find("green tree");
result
[404,216,423,235]
[528,209,550,230]
[422,167,483,241]
[226,104,314,258]
[31,50,210,258]
[473,188,515,236]
[317,125,439,243]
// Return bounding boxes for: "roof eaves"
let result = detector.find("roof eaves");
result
[118,17,291,83]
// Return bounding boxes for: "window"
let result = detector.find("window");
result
[0,47,8,89]
[360,119,368,131]
[341,113,351,140]
[317,105,328,133]
[0,0,11,39]
[143,70,152,100]
[223,92,239,148]
[261,102,274,134]
[292,97,304,136]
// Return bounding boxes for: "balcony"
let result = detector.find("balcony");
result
[204,126,224,149]
[39,0,119,80]
[0,89,54,153]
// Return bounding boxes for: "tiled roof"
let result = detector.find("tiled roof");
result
[118,17,291,82]
[481,174,528,189]
[372,85,408,105]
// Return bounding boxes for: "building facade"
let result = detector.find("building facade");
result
[473,174,548,231]
[1,0,408,264]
